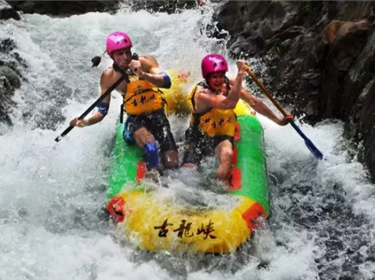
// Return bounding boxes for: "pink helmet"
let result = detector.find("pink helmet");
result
[106,31,132,55]
[201,54,228,78]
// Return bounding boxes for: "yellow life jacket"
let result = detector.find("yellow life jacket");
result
[188,78,237,137]
[113,62,165,115]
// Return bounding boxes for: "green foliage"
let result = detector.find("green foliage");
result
[267,38,282,56]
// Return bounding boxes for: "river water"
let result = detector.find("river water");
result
[1,2,375,280]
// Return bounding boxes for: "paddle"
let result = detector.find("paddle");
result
[55,53,140,143]
[244,66,324,160]
[54,74,129,142]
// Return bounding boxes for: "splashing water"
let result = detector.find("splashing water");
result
[1,2,375,279]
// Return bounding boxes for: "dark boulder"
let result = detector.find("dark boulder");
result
[0,38,25,126]
[0,0,20,20]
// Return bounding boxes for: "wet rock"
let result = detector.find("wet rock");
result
[5,0,203,16]
[0,68,17,125]
[5,0,19,8]
[0,66,21,89]
[217,1,297,53]
[317,20,369,46]
[5,0,121,16]
[347,77,375,182]
[129,0,198,14]
[268,25,305,43]
[0,38,16,53]
[0,38,25,126]
[314,19,370,67]
[11,1,35,13]
[0,0,20,20]
[327,1,375,22]
[318,20,372,121]
[301,72,321,88]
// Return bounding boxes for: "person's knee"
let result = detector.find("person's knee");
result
[216,164,231,181]
[162,150,179,169]
[134,127,155,146]
[219,146,233,162]
[216,146,233,181]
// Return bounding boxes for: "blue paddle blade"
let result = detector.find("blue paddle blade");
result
[304,138,324,160]
[290,122,324,160]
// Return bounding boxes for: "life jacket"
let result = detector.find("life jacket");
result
[113,62,166,115]
[188,77,237,137]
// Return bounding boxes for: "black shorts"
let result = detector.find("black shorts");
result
[125,110,177,153]
[182,126,234,165]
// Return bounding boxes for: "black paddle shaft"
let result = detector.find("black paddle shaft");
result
[54,74,128,142]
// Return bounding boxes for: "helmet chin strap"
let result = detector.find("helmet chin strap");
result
[112,63,128,73]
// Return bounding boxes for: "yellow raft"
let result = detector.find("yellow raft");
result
[106,70,269,253]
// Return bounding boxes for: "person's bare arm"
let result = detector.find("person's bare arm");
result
[128,55,171,88]
[70,70,112,127]
[197,87,235,110]
[240,89,293,125]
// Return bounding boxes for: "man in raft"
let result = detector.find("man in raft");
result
[182,54,293,181]
[70,31,179,175]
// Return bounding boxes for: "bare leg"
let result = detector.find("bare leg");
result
[215,140,233,181]
[133,127,155,147]
[134,127,179,170]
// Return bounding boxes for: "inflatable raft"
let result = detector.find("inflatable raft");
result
[106,72,269,254]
